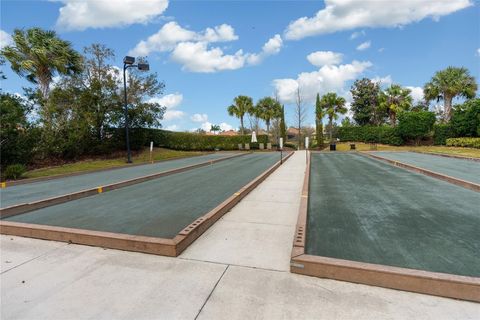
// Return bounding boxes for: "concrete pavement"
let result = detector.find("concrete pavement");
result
[1,151,479,319]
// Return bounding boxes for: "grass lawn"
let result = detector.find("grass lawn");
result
[327,143,480,158]
[23,148,206,179]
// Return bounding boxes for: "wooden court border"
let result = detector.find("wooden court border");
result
[0,152,293,257]
[290,151,480,302]
[360,151,480,192]
[0,152,249,218]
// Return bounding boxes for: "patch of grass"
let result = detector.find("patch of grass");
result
[327,143,480,158]
[23,148,206,179]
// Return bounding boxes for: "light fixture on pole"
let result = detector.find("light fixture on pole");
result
[122,56,150,163]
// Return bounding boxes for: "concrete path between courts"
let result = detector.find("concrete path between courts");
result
[1,151,479,319]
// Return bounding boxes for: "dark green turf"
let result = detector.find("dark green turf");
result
[307,153,480,277]
[4,152,281,238]
[0,153,235,208]
[372,152,480,184]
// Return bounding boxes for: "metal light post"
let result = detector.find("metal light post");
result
[123,56,150,163]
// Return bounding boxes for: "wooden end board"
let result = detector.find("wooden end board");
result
[290,151,480,302]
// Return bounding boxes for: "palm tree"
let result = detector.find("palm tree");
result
[1,28,82,99]
[255,97,282,141]
[227,95,253,135]
[210,124,221,134]
[423,67,477,122]
[319,93,347,142]
[315,93,325,148]
[379,84,412,126]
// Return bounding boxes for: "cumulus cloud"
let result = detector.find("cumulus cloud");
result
[284,0,471,40]
[56,0,169,31]
[165,124,179,131]
[148,93,185,120]
[306,51,343,67]
[406,86,424,103]
[273,60,372,104]
[171,42,246,73]
[356,41,371,51]
[191,113,208,122]
[200,121,233,132]
[247,34,283,65]
[129,21,238,56]
[0,29,13,49]
[477,48,480,56]
[372,75,393,86]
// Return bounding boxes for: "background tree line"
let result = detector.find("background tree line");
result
[1,28,166,170]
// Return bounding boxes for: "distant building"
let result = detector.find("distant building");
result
[219,130,239,136]
[287,127,299,140]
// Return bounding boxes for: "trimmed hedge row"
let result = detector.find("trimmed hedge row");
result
[152,130,269,150]
[446,137,480,149]
[433,124,456,145]
[337,125,403,145]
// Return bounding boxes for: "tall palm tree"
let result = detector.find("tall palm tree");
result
[315,93,325,148]
[227,95,253,135]
[379,84,412,126]
[210,124,221,134]
[319,93,347,142]
[423,66,477,122]
[255,97,282,141]
[1,28,82,99]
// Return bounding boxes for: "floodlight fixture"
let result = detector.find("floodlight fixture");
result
[137,63,150,71]
[123,56,135,65]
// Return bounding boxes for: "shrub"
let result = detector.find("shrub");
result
[446,137,480,148]
[3,164,27,180]
[152,130,269,151]
[337,125,403,145]
[397,111,436,145]
[450,99,480,137]
[433,124,455,145]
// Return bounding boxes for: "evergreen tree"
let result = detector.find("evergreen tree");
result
[315,93,324,148]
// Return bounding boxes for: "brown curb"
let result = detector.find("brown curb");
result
[360,151,480,192]
[411,151,480,162]
[290,151,480,302]
[0,151,293,258]
[0,152,250,218]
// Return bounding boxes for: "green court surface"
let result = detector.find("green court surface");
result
[307,153,480,277]
[372,151,480,184]
[4,152,281,238]
[0,153,236,208]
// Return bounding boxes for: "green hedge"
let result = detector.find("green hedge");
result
[151,130,268,151]
[446,137,480,148]
[433,124,455,145]
[337,126,403,145]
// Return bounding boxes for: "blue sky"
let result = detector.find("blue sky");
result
[1,0,479,132]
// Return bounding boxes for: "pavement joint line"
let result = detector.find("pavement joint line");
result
[220,219,296,227]
[194,264,229,320]
[0,241,70,275]
[241,199,301,204]
[178,256,289,274]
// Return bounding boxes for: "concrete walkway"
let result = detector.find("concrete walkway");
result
[1,151,479,319]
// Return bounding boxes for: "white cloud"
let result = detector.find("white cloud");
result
[148,93,185,121]
[356,41,371,51]
[306,51,343,67]
[171,41,246,73]
[378,47,385,53]
[273,60,372,104]
[56,0,169,31]
[284,0,471,40]
[129,21,238,56]
[191,113,208,122]
[165,124,179,131]
[0,29,13,49]
[148,93,183,109]
[247,34,283,65]
[372,75,393,86]
[350,30,366,40]
[406,86,424,103]
[476,48,480,56]
[201,121,213,131]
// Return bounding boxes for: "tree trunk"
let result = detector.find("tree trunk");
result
[240,116,244,135]
[390,111,396,127]
[444,95,453,122]
[266,121,270,142]
[329,116,333,142]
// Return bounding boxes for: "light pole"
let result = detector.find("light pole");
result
[123,56,150,163]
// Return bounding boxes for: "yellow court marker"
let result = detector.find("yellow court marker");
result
[234,192,241,196]
[97,187,103,193]
[1,182,6,188]
[301,195,308,198]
